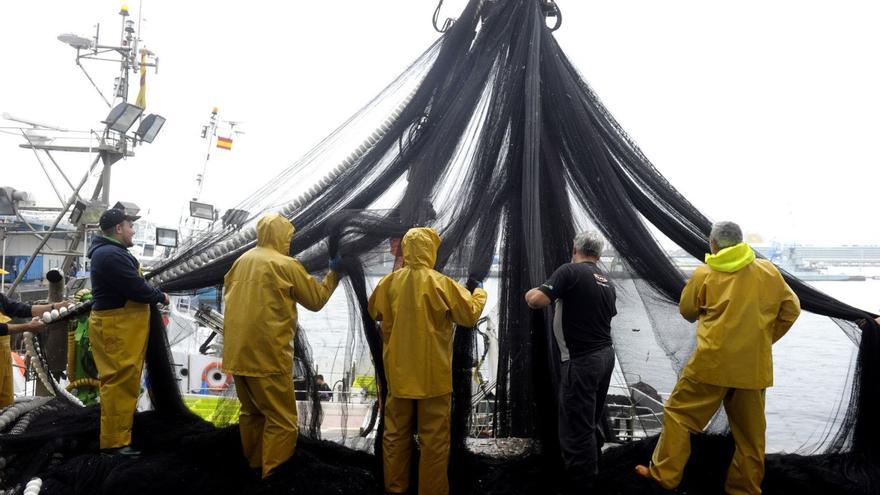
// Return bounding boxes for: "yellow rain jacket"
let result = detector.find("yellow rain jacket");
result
[680,242,801,389]
[222,213,339,376]
[368,227,488,399]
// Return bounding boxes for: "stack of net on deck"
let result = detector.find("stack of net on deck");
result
[1,1,878,493]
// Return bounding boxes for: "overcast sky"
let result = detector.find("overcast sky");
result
[1,1,878,245]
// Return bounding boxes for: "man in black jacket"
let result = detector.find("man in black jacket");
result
[88,208,168,457]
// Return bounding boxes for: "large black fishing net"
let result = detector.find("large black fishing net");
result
[2,1,878,493]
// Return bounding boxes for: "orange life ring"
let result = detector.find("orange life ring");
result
[201,361,232,392]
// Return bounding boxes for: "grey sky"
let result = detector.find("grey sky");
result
[1,1,878,245]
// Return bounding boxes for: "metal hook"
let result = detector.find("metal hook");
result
[433,0,456,33]
[541,0,563,32]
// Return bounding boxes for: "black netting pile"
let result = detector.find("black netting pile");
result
[2,0,878,493]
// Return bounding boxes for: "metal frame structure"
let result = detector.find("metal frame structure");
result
[4,3,162,296]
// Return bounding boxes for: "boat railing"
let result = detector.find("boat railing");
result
[606,383,664,442]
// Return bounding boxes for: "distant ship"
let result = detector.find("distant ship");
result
[758,245,866,282]
[607,245,866,282]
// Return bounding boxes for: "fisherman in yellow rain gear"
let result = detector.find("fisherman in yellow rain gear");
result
[222,213,339,479]
[0,273,60,407]
[368,227,487,495]
[636,221,801,494]
[88,208,170,457]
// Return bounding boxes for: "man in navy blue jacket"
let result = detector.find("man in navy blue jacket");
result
[88,208,168,457]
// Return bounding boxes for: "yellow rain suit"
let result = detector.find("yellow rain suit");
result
[649,243,801,494]
[368,227,488,495]
[0,312,11,408]
[222,213,339,478]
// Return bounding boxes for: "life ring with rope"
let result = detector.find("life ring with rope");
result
[201,361,232,393]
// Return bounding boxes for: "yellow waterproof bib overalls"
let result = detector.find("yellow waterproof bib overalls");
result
[89,299,150,448]
[0,311,13,408]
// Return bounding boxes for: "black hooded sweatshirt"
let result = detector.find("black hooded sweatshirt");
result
[87,236,164,311]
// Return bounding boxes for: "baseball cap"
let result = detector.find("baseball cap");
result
[99,208,141,230]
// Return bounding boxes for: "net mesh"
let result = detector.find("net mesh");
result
[1,0,878,493]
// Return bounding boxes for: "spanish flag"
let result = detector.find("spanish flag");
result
[217,136,233,150]
[135,51,147,109]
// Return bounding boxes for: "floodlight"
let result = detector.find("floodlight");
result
[69,200,86,225]
[22,129,53,145]
[189,201,215,220]
[69,199,106,226]
[0,188,28,216]
[135,114,166,143]
[156,228,178,248]
[57,33,94,50]
[104,102,143,133]
[112,201,140,217]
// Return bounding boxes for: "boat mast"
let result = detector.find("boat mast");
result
[7,3,161,295]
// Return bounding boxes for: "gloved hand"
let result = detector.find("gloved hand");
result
[329,256,342,271]
[466,277,483,291]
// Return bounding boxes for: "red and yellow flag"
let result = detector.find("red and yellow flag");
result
[216,136,233,150]
[135,51,147,109]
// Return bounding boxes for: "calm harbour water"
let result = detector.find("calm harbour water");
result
[297,267,880,453]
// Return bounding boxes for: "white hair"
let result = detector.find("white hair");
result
[709,221,743,249]
[573,231,604,258]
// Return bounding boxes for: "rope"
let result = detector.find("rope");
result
[0,398,51,433]
[23,478,42,495]
[10,400,61,435]
[23,333,84,407]
[65,378,100,392]
[66,330,76,380]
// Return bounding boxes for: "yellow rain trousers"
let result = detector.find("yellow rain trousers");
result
[222,213,338,478]
[234,374,298,478]
[0,311,12,408]
[368,227,488,495]
[649,243,801,493]
[650,378,766,494]
[384,393,452,495]
[89,300,150,449]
